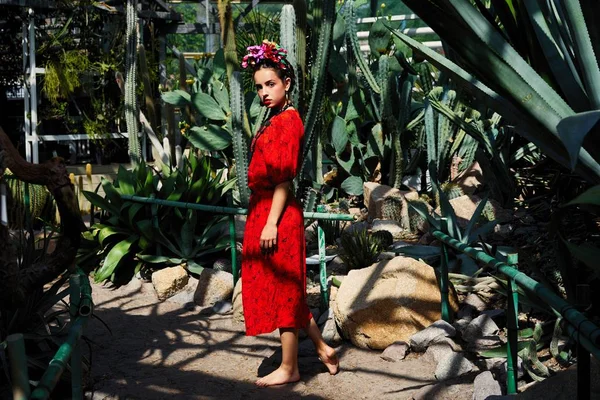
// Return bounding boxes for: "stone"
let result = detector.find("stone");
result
[482,357,524,380]
[151,266,189,301]
[320,317,342,346]
[409,320,456,352]
[463,315,500,342]
[464,293,487,312]
[435,195,512,228]
[363,182,411,222]
[457,305,477,320]
[194,268,234,307]
[473,371,502,400]
[452,161,483,195]
[423,338,456,363]
[333,256,459,350]
[317,308,333,326]
[327,256,348,275]
[310,307,321,324]
[466,336,505,352]
[166,276,199,305]
[453,318,472,335]
[481,309,505,320]
[380,341,409,362]
[306,284,321,309]
[435,352,476,380]
[372,219,404,239]
[343,220,369,235]
[232,278,244,323]
[212,300,233,314]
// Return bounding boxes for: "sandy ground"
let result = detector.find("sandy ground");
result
[85,279,476,400]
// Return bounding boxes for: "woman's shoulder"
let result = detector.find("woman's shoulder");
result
[273,108,303,128]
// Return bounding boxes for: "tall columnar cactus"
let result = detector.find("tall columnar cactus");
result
[125,0,140,165]
[230,72,250,207]
[137,44,157,133]
[345,0,380,94]
[280,5,299,107]
[293,0,307,114]
[298,0,335,182]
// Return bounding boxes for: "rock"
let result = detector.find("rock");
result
[320,317,342,346]
[194,269,234,307]
[452,161,483,195]
[232,278,244,323]
[306,284,321,309]
[372,219,404,238]
[423,338,456,363]
[467,336,505,352]
[435,195,512,228]
[212,258,233,273]
[333,256,459,350]
[464,293,487,312]
[463,315,500,342]
[327,256,348,275]
[481,309,505,320]
[453,318,472,335]
[317,308,333,326]
[412,383,448,400]
[344,220,369,235]
[482,357,524,380]
[151,266,189,301]
[494,224,514,238]
[473,371,502,400]
[435,352,476,380]
[409,320,456,352]
[212,300,233,314]
[310,307,321,324]
[458,305,476,320]
[166,276,199,305]
[380,341,409,362]
[363,182,411,222]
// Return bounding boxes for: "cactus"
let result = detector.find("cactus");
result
[371,230,393,249]
[381,194,404,223]
[415,62,435,96]
[4,170,55,229]
[407,198,430,233]
[293,0,307,114]
[230,71,250,207]
[435,182,464,207]
[298,0,334,182]
[302,186,318,214]
[137,44,158,133]
[125,0,140,165]
[280,5,299,106]
[345,0,380,94]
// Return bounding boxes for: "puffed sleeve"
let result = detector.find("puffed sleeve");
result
[264,114,303,186]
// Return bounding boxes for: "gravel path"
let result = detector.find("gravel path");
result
[86,279,475,400]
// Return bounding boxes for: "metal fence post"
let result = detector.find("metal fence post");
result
[506,253,519,395]
[7,333,30,400]
[316,205,328,310]
[439,219,450,323]
[69,274,83,400]
[577,284,591,400]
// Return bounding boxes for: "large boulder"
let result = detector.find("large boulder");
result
[435,195,512,228]
[151,266,189,301]
[333,257,459,349]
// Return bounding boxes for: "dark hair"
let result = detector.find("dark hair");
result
[253,60,296,93]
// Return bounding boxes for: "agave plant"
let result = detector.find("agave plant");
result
[82,155,235,283]
[389,0,600,183]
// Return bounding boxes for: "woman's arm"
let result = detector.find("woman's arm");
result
[260,181,291,251]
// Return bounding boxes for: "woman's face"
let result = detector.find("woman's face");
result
[253,68,291,109]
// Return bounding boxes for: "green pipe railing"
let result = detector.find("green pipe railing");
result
[8,269,93,400]
[121,194,355,307]
[432,229,600,397]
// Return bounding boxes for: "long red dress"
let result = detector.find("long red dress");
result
[242,109,312,336]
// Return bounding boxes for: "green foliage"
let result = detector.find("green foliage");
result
[339,227,385,270]
[81,155,235,283]
[391,0,600,183]
[43,50,90,104]
[371,230,393,249]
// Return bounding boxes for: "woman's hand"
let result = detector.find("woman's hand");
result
[260,222,278,253]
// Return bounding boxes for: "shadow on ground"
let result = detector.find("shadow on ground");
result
[84,279,474,400]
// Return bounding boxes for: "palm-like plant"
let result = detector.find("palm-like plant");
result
[389,0,600,183]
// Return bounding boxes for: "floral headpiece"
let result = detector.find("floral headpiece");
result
[241,40,289,71]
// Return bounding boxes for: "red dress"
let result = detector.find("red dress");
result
[242,109,312,336]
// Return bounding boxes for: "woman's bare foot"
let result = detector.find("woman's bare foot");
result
[255,366,300,387]
[317,345,340,375]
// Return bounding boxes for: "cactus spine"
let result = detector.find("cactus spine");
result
[298,0,335,181]
[125,0,140,164]
[280,5,299,107]
[230,71,250,207]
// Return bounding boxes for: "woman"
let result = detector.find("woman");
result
[241,40,339,387]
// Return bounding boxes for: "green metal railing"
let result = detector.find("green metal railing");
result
[433,227,600,397]
[7,269,93,400]
[121,194,355,308]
